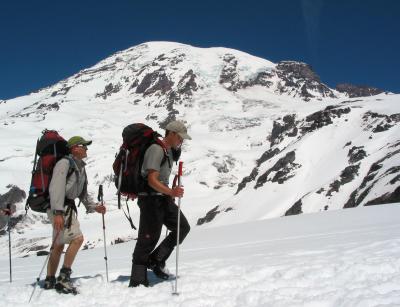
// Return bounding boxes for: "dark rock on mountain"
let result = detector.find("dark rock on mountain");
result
[301,106,351,133]
[336,83,384,98]
[275,61,336,100]
[256,148,281,167]
[37,250,50,256]
[285,199,303,216]
[96,83,122,99]
[0,185,26,206]
[177,69,198,96]
[348,146,367,164]
[219,54,241,91]
[373,123,392,133]
[255,151,299,188]
[197,206,221,225]
[37,102,60,111]
[390,174,400,185]
[327,164,360,196]
[158,92,181,128]
[246,71,274,88]
[236,168,259,195]
[364,186,400,206]
[0,185,26,232]
[51,86,71,97]
[236,148,281,195]
[344,149,400,208]
[136,69,174,96]
[220,54,274,91]
[270,114,297,146]
[362,112,400,133]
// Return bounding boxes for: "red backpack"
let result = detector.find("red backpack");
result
[26,130,74,213]
[113,124,167,206]
[113,123,184,229]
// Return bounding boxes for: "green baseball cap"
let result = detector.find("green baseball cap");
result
[67,136,92,148]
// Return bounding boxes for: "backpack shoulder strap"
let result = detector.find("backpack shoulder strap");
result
[154,139,171,168]
[62,156,79,179]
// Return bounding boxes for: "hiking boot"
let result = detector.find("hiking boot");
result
[128,264,149,288]
[43,276,56,290]
[55,267,77,295]
[148,258,170,280]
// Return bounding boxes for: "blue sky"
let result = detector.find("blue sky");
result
[0,0,399,100]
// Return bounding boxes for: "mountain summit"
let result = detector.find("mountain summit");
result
[0,42,399,248]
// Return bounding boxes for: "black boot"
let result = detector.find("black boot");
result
[55,267,78,295]
[148,245,172,280]
[129,264,149,287]
[43,275,56,290]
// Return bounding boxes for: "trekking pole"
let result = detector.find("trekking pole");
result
[98,185,109,282]
[173,161,183,295]
[29,232,60,303]
[6,204,12,283]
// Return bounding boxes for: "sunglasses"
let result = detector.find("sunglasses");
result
[76,144,88,150]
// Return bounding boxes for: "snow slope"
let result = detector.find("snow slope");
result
[1,203,400,306]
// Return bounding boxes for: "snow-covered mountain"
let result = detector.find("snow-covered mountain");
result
[0,41,399,256]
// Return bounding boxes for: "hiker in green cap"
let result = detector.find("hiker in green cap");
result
[43,136,106,294]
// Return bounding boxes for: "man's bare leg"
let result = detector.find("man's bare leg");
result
[63,235,84,268]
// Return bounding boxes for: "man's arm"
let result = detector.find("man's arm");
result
[148,170,184,198]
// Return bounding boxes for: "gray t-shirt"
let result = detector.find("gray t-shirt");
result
[141,144,173,186]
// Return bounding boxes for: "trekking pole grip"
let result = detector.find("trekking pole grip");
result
[98,185,103,202]
[178,162,183,180]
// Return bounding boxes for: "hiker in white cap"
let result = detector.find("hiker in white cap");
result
[129,120,191,287]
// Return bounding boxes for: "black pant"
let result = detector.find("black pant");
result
[132,195,190,267]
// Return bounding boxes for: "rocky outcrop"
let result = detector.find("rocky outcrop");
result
[255,151,300,188]
[37,102,60,111]
[256,148,281,167]
[236,168,259,195]
[362,111,400,133]
[219,54,241,91]
[300,105,351,133]
[348,146,367,164]
[177,69,198,96]
[285,199,303,216]
[326,164,360,196]
[275,61,336,100]
[364,186,400,206]
[344,148,400,208]
[96,82,122,99]
[197,206,221,225]
[0,185,26,207]
[0,185,26,232]
[135,69,174,96]
[270,114,298,146]
[336,83,384,98]
[51,85,71,97]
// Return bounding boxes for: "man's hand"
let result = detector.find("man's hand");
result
[53,215,64,232]
[171,186,184,198]
[95,203,106,214]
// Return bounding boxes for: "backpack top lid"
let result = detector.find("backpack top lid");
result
[37,130,69,157]
[122,123,161,145]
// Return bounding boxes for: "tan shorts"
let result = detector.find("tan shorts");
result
[47,209,83,245]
